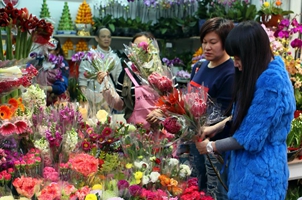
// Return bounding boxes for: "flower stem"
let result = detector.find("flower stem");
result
[15,30,22,59]
[0,31,4,60]
[21,31,28,59]
[5,26,13,60]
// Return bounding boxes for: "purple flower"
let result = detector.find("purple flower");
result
[129,185,142,197]
[291,38,302,48]
[117,180,130,190]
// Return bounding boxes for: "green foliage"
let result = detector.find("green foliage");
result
[208,0,257,22]
[68,77,86,102]
[286,180,302,200]
[196,0,212,19]
[93,15,116,33]
[287,115,302,148]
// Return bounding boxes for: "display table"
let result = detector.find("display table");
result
[288,158,302,180]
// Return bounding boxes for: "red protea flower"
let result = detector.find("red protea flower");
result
[163,117,182,134]
[14,120,28,134]
[0,122,17,136]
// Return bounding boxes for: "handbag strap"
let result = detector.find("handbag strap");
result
[125,68,139,87]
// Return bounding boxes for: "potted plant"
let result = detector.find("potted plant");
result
[175,15,199,38]
[256,0,293,27]
[287,115,302,161]
[226,0,257,23]
[207,0,257,23]
[92,15,116,34]
[196,0,211,29]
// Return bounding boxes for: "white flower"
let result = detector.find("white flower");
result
[63,128,78,152]
[149,171,160,183]
[34,138,49,154]
[168,158,179,166]
[134,161,149,169]
[142,175,150,185]
[179,164,192,178]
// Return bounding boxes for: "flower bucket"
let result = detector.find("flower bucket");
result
[260,14,283,28]
[287,147,302,162]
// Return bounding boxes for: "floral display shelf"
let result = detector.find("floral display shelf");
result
[288,158,302,181]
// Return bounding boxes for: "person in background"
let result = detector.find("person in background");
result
[78,27,122,116]
[187,17,234,200]
[35,36,69,106]
[195,20,295,200]
[97,31,163,130]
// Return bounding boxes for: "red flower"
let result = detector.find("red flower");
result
[0,122,16,136]
[81,140,91,152]
[101,127,112,137]
[14,120,28,134]
[294,110,302,118]
[163,117,182,134]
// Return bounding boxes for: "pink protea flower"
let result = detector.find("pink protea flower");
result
[0,122,17,136]
[14,120,28,134]
[148,72,173,94]
[137,41,148,53]
[163,117,182,134]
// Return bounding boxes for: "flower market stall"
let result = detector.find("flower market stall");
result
[1,0,302,199]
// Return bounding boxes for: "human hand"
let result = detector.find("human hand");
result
[195,138,210,155]
[80,86,86,94]
[97,71,108,84]
[146,109,164,124]
[40,85,52,92]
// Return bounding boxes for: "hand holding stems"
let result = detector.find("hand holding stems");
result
[97,71,108,85]
[194,116,232,154]
[146,109,165,124]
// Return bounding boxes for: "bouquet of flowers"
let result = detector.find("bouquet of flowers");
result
[0,3,54,61]
[123,39,164,83]
[157,85,224,144]
[71,49,115,79]
[124,39,176,98]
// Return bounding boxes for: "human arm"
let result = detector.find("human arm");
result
[232,67,295,153]
[97,69,125,111]
[195,137,243,154]
[199,116,232,140]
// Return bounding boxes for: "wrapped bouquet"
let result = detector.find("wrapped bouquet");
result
[157,85,224,144]
[72,49,115,79]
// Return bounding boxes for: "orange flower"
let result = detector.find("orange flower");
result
[169,178,178,187]
[8,98,18,110]
[17,97,25,112]
[0,105,13,120]
[275,0,282,6]
[171,186,183,196]
[159,175,170,186]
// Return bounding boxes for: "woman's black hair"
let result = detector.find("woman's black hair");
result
[225,20,274,134]
[52,36,65,58]
[200,17,234,49]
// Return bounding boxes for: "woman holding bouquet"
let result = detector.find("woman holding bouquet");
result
[97,31,164,130]
[186,17,235,200]
[195,21,295,200]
